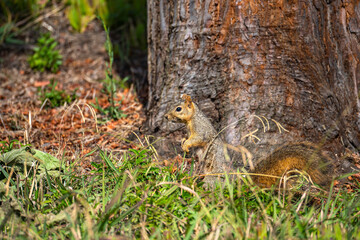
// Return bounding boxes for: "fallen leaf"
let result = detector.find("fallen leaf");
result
[34,81,50,87]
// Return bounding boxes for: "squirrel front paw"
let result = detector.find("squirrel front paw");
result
[181,139,190,152]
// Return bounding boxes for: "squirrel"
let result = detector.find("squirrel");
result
[165,94,335,188]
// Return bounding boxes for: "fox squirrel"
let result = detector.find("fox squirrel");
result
[165,94,335,188]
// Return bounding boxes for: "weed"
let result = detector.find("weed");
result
[0,22,24,45]
[28,33,62,73]
[66,0,100,33]
[0,0,46,45]
[91,21,127,121]
[99,0,147,48]
[38,79,76,107]
[0,139,23,154]
[65,0,147,64]
[64,0,147,51]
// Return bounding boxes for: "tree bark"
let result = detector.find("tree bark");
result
[147,0,360,159]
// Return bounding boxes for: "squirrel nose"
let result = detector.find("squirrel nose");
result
[165,115,169,120]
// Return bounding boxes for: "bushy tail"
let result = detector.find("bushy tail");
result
[251,142,335,188]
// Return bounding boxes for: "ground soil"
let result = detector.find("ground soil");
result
[0,10,147,173]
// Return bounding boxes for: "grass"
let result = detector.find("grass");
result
[0,0,45,45]
[38,79,77,108]
[91,20,127,122]
[0,138,359,239]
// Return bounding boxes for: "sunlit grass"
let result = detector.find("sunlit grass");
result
[0,140,359,239]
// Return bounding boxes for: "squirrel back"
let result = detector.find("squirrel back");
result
[165,94,335,188]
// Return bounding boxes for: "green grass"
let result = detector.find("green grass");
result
[0,0,46,45]
[38,79,77,108]
[0,139,25,154]
[0,141,359,239]
[91,20,127,122]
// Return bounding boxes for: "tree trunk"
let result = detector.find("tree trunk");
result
[147,0,360,160]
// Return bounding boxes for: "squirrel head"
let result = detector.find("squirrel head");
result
[165,94,195,123]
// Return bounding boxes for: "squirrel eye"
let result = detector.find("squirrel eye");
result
[176,107,182,112]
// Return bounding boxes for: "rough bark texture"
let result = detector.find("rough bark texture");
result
[147,0,360,161]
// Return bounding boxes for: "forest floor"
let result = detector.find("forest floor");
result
[0,12,148,174]
[1,10,360,188]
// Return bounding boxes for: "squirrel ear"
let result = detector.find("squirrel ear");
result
[181,94,192,104]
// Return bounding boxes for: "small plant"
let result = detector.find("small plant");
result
[66,0,100,33]
[39,79,76,107]
[28,33,62,72]
[0,139,23,154]
[91,21,126,121]
[0,0,46,45]
[0,22,24,45]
